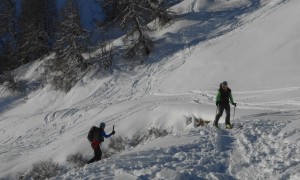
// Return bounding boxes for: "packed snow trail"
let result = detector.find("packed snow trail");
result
[230,113,300,179]
[54,111,300,179]
[55,126,237,179]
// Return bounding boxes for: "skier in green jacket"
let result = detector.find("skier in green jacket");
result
[214,81,237,129]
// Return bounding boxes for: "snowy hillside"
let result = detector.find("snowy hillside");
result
[1,0,300,179]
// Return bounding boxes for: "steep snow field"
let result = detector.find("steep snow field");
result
[1,0,300,179]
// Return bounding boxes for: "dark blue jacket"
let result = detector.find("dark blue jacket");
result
[100,131,111,138]
[94,128,111,142]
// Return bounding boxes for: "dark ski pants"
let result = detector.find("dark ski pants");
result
[214,104,231,125]
[87,145,102,164]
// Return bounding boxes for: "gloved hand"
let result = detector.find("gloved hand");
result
[216,101,219,106]
[111,131,116,135]
[233,103,237,107]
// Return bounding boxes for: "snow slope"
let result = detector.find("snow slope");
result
[157,0,300,92]
[1,0,300,179]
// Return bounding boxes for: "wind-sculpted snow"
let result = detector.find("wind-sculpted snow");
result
[54,127,237,179]
[54,112,300,179]
[230,118,300,179]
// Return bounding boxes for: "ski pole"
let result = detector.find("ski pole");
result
[214,105,219,125]
[113,125,115,138]
[233,106,236,122]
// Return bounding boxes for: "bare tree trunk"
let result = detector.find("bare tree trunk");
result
[134,17,150,55]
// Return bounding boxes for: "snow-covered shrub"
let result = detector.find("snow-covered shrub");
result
[20,159,63,180]
[185,116,193,125]
[0,71,31,94]
[66,153,87,168]
[102,136,128,158]
[91,38,113,71]
[194,117,210,127]
[130,128,168,147]
[0,71,18,93]
[105,128,168,158]
[108,136,127,153]
[148,128,169,138]
[185,116,210,127]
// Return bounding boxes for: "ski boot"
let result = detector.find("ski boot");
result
[226,123,233,129]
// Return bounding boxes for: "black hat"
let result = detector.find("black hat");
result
[222,81,228,85]
[99,122,106,128]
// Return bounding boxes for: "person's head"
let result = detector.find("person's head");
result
[99,122,106,130]
[222,81,228,90]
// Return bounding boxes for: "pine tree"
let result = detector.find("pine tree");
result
[43,0,57,49]
[19,0,56,64]
[55,0,87,64]
[0,0,15,35]
[0,0,18,74]
[51,0,88,92]
[104,0,172,59]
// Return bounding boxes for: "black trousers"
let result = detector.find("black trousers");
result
[87,144,102,164]
[214,104,231,125]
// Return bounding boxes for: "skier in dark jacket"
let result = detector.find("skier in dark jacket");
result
[87,122,115,164]
[214,81,237,129]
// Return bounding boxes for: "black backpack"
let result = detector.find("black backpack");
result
[87,126,98,142]
[87,126,104,143]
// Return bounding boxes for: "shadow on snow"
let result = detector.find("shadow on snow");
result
[144,0,262,64]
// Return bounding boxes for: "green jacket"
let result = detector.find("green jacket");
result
[216,88,235,105]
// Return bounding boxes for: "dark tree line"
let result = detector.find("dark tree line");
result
[0,0,57,75]
[1,0,173,92]
[19,0,57,64]
[0,0,18,74]
[0,0,87,92]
